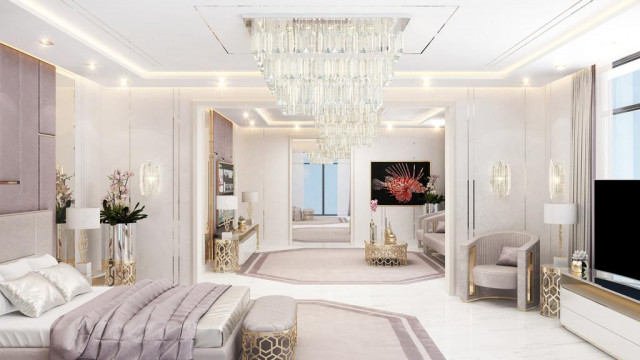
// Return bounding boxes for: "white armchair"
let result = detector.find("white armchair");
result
[459,231,540,311]
[416,211,445,257]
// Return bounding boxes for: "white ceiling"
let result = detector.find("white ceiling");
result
[214,106,445,128]
[1,0,640,88]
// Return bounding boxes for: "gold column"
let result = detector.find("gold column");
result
[206,110,215,263]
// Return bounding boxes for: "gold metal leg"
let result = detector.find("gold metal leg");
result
[527,251,533,304]
[469,246,476,296]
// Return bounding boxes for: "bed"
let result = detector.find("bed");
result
[0,211,250,360]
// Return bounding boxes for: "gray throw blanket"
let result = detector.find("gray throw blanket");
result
[49,279,230,360]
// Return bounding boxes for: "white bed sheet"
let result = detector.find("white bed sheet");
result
[0,286,110,348]
[0,285,250,349]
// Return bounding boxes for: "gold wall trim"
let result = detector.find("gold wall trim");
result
[0,181,20,185]
[469,245,476,296]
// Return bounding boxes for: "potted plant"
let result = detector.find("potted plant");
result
[55,167,75,262]
[100,169,147,286]
[423,175,445,213]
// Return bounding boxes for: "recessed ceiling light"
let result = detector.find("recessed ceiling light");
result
[243,111,249,118]
[217,78,227,88]
[120,77,129,87]
[422,78,431,87]
[386,123,393,130]
[39,38,54,46]
[555,64,567,71]
[249,120,255,127]
[521,77,531,86]
[86,62,97,71]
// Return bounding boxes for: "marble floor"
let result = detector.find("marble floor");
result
[203,258,611,360]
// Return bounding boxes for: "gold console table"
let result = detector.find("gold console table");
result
[364,240,408,267]
[211,225,259,273]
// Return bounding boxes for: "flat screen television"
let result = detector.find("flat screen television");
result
[594,180,640,286]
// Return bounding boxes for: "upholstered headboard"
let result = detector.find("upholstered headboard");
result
[0,210,53,263]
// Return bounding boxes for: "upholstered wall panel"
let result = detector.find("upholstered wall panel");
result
[0,45,20,183]
[0,43,56,248]
[38,62,56,135]
[38,136,55,223]
[0,211,54,263]
[19,53,40,212]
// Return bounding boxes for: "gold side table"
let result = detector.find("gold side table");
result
[213,238,239,272]
[540,264,564,318]
[364,240,408,267]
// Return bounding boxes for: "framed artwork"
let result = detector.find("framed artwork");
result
[371,161,430,206]
[216,161,234,226]
[217,161,234,195]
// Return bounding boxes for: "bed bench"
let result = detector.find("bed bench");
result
[242,296,298,360]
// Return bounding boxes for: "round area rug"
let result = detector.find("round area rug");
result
[238,248,444,284]
[296,300,445,360]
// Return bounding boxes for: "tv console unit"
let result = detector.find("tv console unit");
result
[560,271,640,358]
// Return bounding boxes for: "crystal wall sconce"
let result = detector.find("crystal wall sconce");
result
[139,161,160,197]
[490,161,511,199]
[549,160,565,200]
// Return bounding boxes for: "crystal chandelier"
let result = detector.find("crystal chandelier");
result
[250,17,404,117]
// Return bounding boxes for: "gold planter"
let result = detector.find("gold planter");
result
[56,223,75,265]
[104,224,136,286]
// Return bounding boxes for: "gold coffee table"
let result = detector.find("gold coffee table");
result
[364,240,408,267]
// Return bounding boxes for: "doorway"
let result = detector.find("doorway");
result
[291,139,352,246]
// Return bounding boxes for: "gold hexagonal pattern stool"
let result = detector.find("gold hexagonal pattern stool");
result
[364,240,408,267]
[242,296,298,360]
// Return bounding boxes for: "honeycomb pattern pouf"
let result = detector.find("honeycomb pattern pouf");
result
[242,296,298,360]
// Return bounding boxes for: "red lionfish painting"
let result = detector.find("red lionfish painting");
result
[371,162,430,205]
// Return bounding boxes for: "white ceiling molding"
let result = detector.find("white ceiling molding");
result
[4,0,640,86]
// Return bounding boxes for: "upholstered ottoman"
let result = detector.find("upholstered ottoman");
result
[242,296,298,360]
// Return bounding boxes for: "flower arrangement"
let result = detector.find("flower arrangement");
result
[55,168,75,224]
[423,175,445,204]
[370,199,378,215]
[100,169,147,225]
[572,250,588,261]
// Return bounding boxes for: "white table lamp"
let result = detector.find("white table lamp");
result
[544,203,577,266]
[217,196,238,236]
[66,208,100,276]
[242,191,258,224]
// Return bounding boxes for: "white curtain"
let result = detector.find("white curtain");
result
[570,67,595,257]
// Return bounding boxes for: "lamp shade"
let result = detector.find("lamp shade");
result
[66,208,100,229]
[216,196,238,210]
[242,191,258,203]
[544,203,577,225]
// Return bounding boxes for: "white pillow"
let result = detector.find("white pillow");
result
[27,254,58,271]
[0,259,31,281]
[0,272,65,317]
[0,293,17,316]
[36,263,91,302]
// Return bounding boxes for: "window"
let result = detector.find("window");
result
[611,52,640,178]
[302,154,338,215]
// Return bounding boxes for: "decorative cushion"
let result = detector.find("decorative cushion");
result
[36,263,91,302]
[243,296,297,333]
[496,246,519,267]
[473,264,518,290]
[27,254,58,271]
[0,293,16,316]
[0,272,65,317]
[435,221,445,233]
[0,259,31,281]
